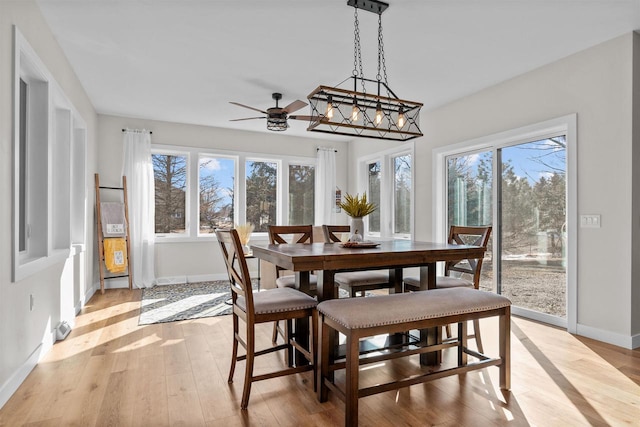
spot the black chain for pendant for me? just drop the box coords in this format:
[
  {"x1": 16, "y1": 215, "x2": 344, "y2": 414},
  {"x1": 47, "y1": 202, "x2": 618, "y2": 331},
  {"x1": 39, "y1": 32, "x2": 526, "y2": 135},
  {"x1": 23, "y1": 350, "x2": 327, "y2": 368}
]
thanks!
[
  {"x1": 378, "y1": 12, "x2": 389, "y2": 95},
  {"x1": 353, "y1": 7, "x2": 366, "y2": 93}
]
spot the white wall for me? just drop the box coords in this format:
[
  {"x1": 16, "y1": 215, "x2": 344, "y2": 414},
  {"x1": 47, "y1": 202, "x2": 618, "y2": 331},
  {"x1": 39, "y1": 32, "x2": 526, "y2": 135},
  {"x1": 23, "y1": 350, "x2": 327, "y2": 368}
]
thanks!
[
  {"x1": 0, "y1": 0, "x2": 99, "y2": 407},
  {"x1": 96, "y1": 114, "x2": 348, "y2": 285},
  {"x1": 352, "y1": 33, "x2": 638, "y2": 347}
]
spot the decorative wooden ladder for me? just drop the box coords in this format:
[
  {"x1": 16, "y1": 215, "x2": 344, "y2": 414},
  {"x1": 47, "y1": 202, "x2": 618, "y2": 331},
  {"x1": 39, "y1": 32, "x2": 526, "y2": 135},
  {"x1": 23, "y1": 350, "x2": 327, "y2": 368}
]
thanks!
[{"x1": 95, "y1": 173, "x2": 133, "y2": 294}]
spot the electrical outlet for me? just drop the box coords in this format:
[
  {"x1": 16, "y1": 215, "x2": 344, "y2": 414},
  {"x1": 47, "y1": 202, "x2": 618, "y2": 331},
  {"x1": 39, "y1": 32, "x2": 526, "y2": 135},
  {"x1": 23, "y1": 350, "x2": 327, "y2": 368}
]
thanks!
[
  {"x1": 580, "y1": 214, "x2": 601, "y2": 228},
  {"x1": 29, "y1": 294, "x2": 34, "y2": 311}
]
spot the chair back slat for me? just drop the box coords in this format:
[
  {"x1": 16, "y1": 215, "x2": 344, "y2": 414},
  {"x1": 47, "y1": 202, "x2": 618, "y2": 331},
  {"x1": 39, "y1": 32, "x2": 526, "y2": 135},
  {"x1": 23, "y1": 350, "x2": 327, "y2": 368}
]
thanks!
[
  {"x1": 445, "y1": 225, "x2": 492, "y2": 289},
  {"x1": 268, "y1": 225, "x2": 314, "y2": 244},
  {"x1": 268, "y1": 225, "x2": 314, "y2": 277},
  {"x1": 323, "y1": 225, "x2": 350, "y2": 243},
  {"x1": 216, "y1": 228, "x2": 253, "y2": 307}
]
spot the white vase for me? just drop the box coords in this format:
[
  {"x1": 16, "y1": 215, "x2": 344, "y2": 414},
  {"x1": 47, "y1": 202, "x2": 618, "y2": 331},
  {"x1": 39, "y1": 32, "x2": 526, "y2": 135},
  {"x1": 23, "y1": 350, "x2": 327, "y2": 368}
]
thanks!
[
  {"x1": 349, "y1": 217, "x2": 365, "y2": 241},
  {"x1": 242, "y1": 243, "x2": 252, "y2": 256}
]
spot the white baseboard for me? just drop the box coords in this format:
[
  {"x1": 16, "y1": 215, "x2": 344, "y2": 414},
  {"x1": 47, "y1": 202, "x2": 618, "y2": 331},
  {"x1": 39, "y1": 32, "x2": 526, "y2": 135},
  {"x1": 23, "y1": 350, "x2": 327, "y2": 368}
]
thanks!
[
  {"x1": 576, "y1": 323, "x2": 638, "y2": 349},
  {"x1": 0, "y1": 344, "x2": 43, "y2": 410}
]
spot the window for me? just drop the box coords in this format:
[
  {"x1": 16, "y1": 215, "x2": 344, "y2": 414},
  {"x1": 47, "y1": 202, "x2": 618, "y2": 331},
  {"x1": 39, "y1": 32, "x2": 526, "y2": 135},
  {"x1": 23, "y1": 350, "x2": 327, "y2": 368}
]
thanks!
[
  {"x1": 393, "y1": 154, "x2": 411, "y2": 234},
  {"x1": 152, "y1": 153, "x2": 187, "y2": 235},
  {"x1": 359, "y1": 143, "x2": 414, "y2": 239},
  {"x1": 367, "y1": 161, "x2": 381, "y2": 233},
  {"x1": 288, "y1": 164, "x2": 315, "y2": 225},
  {"x1": 13, "y1": 27, "x2": 86, "y2": 281},
  {"x1": 18, "y1": 78, "x2": 27, "y2": 253},
  {"x1": 199, "y1": 155, "x2": 234, "y2": 233},
  {"x1": 246, "y1": 160, "x2": 278, "y2": 232},
  {"x1": 151, "y1": 145, "x2": 315, "y2": 239}
]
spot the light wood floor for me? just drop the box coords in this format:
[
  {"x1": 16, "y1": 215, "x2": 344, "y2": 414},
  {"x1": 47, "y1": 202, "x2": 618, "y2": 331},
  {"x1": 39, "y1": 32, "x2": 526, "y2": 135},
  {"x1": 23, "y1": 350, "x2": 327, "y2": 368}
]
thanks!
[{"x1": 1, "y1": 288, "x2": 639, "y2": 426}]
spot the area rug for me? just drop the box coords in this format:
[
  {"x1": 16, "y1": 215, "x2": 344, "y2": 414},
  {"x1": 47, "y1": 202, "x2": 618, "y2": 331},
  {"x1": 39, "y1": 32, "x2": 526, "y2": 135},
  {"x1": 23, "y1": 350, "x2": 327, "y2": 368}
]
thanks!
[
  {"x1": 138, "y1": 280, "x2": 257, "y2": 325},
  {"x1": 138, "y1": 280, "x2": 364, "y2": 325}
]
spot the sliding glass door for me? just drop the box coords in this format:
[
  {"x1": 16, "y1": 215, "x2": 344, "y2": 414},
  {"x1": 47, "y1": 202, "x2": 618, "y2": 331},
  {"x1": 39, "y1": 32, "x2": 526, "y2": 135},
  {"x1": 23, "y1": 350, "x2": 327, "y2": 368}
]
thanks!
[
  {"x1": 446, "y1": 136, "x2": 567, "y2": 324},
  {"x1": 447, "y1": 150, "x2": 493, "y2": 292},
  {"x1": 498, "y1": 137, "x2": 566, "y2": 319}
]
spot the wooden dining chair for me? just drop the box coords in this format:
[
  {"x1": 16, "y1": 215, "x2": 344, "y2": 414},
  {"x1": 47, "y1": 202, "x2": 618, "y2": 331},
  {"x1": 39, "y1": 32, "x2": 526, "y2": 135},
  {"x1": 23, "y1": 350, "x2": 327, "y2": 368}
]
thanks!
[
  {"x1": 268, "y1": 225, "x2": 319, "y2": 290},
  {"x1": 268, "y1": 225, "x2": 319, "y2": 346},
  {"x1": 403, "y1": 225, "x2": 492, "y2": 352},
  {"x1": 216, "y1": 228, "x2": 318, "y2": 409},
  {"x1": 323, "y1": 225, "x2": 395, "y2": 297}
]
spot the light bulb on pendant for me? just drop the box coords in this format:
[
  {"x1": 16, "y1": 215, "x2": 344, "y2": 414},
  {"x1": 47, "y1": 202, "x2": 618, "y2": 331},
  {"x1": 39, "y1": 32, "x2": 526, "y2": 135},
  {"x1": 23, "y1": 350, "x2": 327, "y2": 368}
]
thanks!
[
  {"x1": 375, "y1": 102, "x2": 383, "y2": 125},
  {"x1": 351, "y1": 99, "x2": 359, "y2": 121},
  {"x1": 326, "y1": 95, "x2": 334, "y2": 119},
  {"x1": 397, "y1": 106, "x2": 405, "y2": 128}
]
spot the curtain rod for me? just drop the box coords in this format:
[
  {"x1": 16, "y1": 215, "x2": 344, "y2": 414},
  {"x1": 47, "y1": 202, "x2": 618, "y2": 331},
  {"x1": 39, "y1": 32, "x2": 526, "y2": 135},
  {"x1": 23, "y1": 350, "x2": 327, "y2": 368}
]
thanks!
[
  {"x1": 317, "y1": 148, "x2": 337, "y2": 152},
  {"x1": 122, "y1": 128, "x2": 152, "y2": 134}
]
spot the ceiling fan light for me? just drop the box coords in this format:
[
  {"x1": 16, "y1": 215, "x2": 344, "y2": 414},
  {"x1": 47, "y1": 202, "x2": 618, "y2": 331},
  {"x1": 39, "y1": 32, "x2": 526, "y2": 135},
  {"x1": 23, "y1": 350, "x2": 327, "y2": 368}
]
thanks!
[{"x1": 267, "y1": 116, "x2": 288, "y2": 131}]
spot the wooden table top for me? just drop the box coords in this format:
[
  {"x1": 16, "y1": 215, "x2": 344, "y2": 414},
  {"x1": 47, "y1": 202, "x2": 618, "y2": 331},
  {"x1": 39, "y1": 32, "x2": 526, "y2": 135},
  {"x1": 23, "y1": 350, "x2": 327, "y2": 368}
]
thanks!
[{"x1": 250, "y1": 240, "x2": 486, "y2": 273}]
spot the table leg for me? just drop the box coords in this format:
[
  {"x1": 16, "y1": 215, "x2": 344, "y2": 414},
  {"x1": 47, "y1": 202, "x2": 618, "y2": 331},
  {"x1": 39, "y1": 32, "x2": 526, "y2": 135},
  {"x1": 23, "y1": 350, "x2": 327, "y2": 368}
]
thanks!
[
  {"x1": 389, "y1": 268, "x2": 403, "y2": 294},
  {"x1": 317, "y1": 271, "x2": 339, "y2": 371},
  {"x1": 419, "y1": 262, "x2": 442, "y2": 365},
  {"x1": 294, "y1": 271, "x2": 312, "y2": 367}
]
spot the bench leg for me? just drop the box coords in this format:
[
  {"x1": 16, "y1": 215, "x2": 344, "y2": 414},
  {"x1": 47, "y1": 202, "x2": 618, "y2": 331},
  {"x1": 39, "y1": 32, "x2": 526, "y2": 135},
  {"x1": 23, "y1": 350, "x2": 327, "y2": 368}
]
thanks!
[
  {"x1": 499, "y1": 307, "x2": 511, "y2": 390},
  {"x1": 458, "y1": 321, "x2": 468, "y2": 366},
  {"x1": 345, "y1": 332, "x2": 360, "y2": 427}
]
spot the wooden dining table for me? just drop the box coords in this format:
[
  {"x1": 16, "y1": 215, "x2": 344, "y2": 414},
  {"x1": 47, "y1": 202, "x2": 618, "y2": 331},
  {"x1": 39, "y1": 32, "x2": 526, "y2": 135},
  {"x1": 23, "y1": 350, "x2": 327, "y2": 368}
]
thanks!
[{"x1": 251, "y1": 239, "x2": 487, "y2": 365}]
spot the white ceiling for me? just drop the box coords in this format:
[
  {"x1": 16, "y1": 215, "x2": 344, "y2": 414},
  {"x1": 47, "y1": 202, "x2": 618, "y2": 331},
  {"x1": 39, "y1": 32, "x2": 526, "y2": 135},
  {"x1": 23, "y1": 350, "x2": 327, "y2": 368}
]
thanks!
[{"x1": 37, "y1": 0, "x2": 640, "y2": 140}]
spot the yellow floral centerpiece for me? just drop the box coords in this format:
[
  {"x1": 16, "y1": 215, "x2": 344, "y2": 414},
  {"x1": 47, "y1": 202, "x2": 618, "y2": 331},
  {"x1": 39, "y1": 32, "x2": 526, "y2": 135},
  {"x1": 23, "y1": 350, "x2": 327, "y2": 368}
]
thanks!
[
  {"x1": 339, "y1": 192, "x2": 376, "y2": 242},
  {"x1": 235, "y1": 223, "x2": 255, "y2": 255},
  {"x1": 339, "y1": 192, "x2": 376, "y2": 217}
]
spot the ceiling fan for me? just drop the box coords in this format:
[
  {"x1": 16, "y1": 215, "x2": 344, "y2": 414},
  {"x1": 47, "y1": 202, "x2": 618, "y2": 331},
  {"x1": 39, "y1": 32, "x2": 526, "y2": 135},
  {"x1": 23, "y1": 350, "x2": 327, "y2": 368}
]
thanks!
[{"x1": 229, "y1": 92, "x2": 314, "y2": 131}]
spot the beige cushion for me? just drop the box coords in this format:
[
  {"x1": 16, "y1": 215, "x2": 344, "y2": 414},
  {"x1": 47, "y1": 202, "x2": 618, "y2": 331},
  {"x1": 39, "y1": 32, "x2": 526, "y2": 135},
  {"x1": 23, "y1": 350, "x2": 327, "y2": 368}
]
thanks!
[
  {"x1": 334, "y1": 271, "x2": 389, "y2": 286},
  {"x1": 317, "y1": 287, "x2": 510, "y2": 330},
  {"x1": 404, "y1": 275, "x2": 474, "y2": 289},
  {"x1": 237, "y1": 287, "x2": 317, "y2": 314},
  {"x1": 276, "y1": 274, "x2": 319, "y2": 289}
]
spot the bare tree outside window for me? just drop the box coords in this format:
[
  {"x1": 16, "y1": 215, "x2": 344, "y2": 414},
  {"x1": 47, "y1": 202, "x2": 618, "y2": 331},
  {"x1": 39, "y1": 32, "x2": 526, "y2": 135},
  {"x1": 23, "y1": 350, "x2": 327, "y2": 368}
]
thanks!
[
  {"x1": 199, "y1": 156, "x2": 235, "y2": 233},
  {"x1": 153, "y1": 154, "x2": 187, "y2": 234}
]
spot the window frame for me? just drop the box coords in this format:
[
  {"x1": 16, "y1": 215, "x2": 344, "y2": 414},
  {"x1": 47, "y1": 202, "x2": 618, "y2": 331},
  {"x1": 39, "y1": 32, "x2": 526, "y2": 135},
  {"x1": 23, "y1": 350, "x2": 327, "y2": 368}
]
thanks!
[
  {"x1": 357, "y1": 142, "x2": 415, "y2": 240},
  {"x1": 151, "y1": 144, "x2": 316, "y2": 242}
]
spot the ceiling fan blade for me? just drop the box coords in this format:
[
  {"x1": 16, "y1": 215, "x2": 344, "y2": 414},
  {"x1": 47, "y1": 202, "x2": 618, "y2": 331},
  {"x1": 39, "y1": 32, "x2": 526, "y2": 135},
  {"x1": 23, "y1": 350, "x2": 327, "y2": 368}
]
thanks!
[
  {"x1": 229, "y1": 117, "x2": 266, "y2": 122},
  {"x1": 282, "y1": 100, "x2": 307, "y2": 114},
  {"x1": 229, "y1": 102, "x2": 268, "y2": 115},
  {"x1": 289, "y1": 115, "x2": 321, "y2": 121}
]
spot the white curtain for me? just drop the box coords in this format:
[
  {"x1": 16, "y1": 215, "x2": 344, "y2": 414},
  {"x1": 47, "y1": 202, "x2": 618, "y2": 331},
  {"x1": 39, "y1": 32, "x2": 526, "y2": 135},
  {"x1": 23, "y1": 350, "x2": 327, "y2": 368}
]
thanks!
[
  {"x1": 315, "y1": 147, "x2": 337, "y2": 225},
  {"x1": 122, "y1": 130, "x2": 156, "y2": 288}
]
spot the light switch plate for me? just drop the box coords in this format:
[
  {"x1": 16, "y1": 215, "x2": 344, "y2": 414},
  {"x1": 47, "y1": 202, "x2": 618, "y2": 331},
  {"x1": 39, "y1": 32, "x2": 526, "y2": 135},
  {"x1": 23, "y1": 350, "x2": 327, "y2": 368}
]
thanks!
[{"x1": 580, "y1": 214, "x2": 601, "y2": 228}]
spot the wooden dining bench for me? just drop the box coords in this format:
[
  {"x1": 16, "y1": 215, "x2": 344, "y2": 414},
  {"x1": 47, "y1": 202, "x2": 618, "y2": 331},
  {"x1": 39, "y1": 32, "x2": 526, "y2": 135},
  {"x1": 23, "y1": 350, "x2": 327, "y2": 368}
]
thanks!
[{"x1": 316, "y1": 287, "x2": 511, "y2": 426}]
